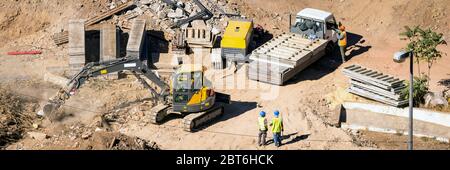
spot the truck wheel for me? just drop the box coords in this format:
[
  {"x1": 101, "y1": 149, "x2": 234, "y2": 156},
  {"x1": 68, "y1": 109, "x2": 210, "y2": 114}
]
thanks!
[{"x1": 325, "y1": 42, "x2": 335, "y2": 56}]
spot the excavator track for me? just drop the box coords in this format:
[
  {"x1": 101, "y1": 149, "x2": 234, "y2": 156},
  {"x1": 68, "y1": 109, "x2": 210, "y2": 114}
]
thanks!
[
  {"x1": 182, "y1": 102, "x2": 225, "y2": 132},
  {"x1": 149, "y1": 104, "x2": 170, "y2": 124}
]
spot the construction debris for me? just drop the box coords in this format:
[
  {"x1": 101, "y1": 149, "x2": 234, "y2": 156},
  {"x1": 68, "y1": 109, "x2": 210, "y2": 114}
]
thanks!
[
  {"x1": 105, "y1": 132, "x2": 160, "y2": 150},
  {"x1": 27, "y1": 132, "x2": 48, "y2": 140},
  {"x1": 0, "y1": 88, "x2": 38, "y2": 148},
  {"x1": 343, "y1": 65, "x2": 408, "y2": 107},
  {"x1": 51, "y1": 1, "x2": 137, "y2": 45},
  {"x1": 85, "y1": 1, "x2": 137, "y2": 26},
  {"x1": 248, "y1": 33, "x2": 328, "y2": 85},
  {"x1": 424, "y1": 91, "x2": 448, "y2": 108}
]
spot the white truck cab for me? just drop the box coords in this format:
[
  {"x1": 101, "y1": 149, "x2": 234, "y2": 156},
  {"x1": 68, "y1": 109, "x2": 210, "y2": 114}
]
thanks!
[{"x1": 291, "y1": 8, "x2": 339, "y2": 44}]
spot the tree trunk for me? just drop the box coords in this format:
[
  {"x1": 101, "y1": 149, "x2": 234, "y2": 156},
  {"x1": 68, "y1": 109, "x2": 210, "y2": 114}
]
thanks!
[{"x1": 416, "y1": 58, "x2": 421, "y2": 75}]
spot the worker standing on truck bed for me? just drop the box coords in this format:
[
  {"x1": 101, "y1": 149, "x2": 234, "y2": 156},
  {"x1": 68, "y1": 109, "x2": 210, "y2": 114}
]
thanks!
[
  {"x1": 258, "y1": 111, "x2": 268, "y2": 146},
  {"x1": 337, "y1": 22, "x2": 347, "y2": 62},
  {"x1": 270, "y1": 110, "x2": 284, "y2": 147}
]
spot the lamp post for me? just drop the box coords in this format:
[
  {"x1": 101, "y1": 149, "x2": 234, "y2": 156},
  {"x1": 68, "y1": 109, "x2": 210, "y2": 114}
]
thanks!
[{"x1": 393, "y1": 50, "x2": 414, "y2": 150}]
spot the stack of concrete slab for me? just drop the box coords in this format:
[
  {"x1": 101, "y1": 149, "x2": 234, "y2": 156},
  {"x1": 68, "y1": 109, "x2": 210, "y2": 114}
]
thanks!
[
  {"x1": 248, "y1": 32, "x2": 328, "y2": 85},
  {"x1": 343, "y1": 65, "x2": 408, "y2": 107},
  {"x1": 126, "y1": 19, "x2": 146, "y2": 58},
  {"x1": 68, "y1": 20, "x2": 86, "y2": 74}
]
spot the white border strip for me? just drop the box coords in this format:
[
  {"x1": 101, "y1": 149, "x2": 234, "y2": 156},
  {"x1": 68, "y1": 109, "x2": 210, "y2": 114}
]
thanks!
[{"x1": 343, "y1": 102, "x2": 450, "y2": 127}]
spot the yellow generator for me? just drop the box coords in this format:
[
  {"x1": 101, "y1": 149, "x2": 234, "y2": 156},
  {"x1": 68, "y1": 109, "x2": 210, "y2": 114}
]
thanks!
[{"x1": 221, "y1": 19, "x2": 253, "y2": 62}]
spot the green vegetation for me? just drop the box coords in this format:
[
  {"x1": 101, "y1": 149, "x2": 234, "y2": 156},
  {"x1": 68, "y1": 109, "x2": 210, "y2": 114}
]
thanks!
[
  {"x1": 401, "y1": 74, "x2": 429, "y2": 107},
  {"x1": 400, "y1": 26, "x2": 447, "y2": 82}
]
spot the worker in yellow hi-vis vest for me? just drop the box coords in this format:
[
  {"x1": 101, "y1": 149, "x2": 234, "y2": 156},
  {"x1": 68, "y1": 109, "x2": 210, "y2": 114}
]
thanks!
[
  {"x1": 337, "y1": 22, "x2": 347, "y2": 63},
  {"x1": 270, "y1": 110, "x2": 284, "y2": 147},
  {"x1": 257, "y1": 111, "x2": 268, "y2": 146}
]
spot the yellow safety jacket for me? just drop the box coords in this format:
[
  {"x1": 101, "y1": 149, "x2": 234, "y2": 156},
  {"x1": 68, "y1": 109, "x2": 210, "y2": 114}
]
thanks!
[
  {"x1": 338, "y1": 31, "x2": 347, "y2": 47},
  {"x1": 271, "y1": 117, "x2": 283, "y2": 133},
  {"x1": 258, "y1": 117, "x2": 267, "y2": 131}
]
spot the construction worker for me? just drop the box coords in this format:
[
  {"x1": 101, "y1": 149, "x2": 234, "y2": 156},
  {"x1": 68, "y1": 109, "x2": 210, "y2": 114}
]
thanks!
[
  {"x1": 257, "y1": 111, "x2": 268, "y2": 146},
  {"x1": 337, "y1": 22, "x2": 347, "y2": 63},
  {"x1": 270, "y1": 110, "x2": 284, "y2": 147}
]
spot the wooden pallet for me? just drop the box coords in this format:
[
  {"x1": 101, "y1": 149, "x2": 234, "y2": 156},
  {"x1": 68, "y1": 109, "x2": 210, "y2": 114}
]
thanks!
[{"x1": 52, "y1": 1, "x2": 136, "y2": 45}]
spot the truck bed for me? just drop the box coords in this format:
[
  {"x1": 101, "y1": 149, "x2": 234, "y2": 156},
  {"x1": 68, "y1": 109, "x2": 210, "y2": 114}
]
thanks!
[{"x1": 248, "y1": 32, "x2": 328, "y2": 85}]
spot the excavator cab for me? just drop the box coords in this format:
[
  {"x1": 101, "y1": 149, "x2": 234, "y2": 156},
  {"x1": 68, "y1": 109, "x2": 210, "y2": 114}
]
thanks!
[{"x1": 171, "y1": 64, "x2": 215, "y2": 113}]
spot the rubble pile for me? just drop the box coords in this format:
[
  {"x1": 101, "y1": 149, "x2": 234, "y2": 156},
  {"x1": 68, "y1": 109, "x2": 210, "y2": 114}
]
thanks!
[
  {"x1": 84, "y1": 0, "x2": 238, "y2": 38},
  {"x1": 101, "y1": 100, "x2": 154, "y2": 128},
  {"x1": 16, "y1": 123, "x2": 160, "y2": 150},
  {"x1": 0, "y1": 88, "x2": 39, "y2": 148}
]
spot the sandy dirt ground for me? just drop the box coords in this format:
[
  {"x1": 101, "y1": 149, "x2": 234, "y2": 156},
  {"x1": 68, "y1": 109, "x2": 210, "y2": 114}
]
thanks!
[{"x1": 0, "y1": 0, "x2": 449, "y2": 150}]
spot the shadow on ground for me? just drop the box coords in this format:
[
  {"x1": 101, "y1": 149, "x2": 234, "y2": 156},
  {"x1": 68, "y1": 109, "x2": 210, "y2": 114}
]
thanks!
[
  {"x1": 192, "y1": 101, "x2": 257, "y2": 132},
  {"x1": 346, "y1": 32, "x2": 372, "y2": 60},
  {"x1": 438, "y1": 77, "x2": 450, "y2": 89},
  {"x1": 265, "y1": 132, "x2": 310, "y2": 146}
]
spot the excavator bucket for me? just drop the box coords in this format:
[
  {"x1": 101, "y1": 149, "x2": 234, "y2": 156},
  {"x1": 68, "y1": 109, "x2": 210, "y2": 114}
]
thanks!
[{"x1": 43, "y1": 103, "x2": 55, "y2": 115}]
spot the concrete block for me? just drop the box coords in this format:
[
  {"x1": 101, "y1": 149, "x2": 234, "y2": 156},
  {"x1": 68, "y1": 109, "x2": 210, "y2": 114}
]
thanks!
[
  {"x1": 100, "y1": 24, "x2": 120, "y2": 62},
  {"x1": 127, "y1": 19, "x2": 146, "y2": 58},
  {"x1": 68, "y1": 20, "x2": 86, "y2": 73},
  {"x1": 43, "y1": 72, "x2": 69, "y2": 88},
  {"x1": 68, "y1": 20, "x2": 86, "y2": 56}
]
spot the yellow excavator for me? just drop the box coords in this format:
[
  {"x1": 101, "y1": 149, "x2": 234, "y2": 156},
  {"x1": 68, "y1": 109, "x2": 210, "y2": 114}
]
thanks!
[{"x1": 41, "y1": 56, "x2": 230, "y2": 131}]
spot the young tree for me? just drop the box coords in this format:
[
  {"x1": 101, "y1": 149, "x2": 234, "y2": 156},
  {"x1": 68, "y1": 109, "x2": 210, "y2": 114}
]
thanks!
[
  {"x1": 400, "y1": 26, "x2": 447, "y2": 83},
  {"x1": 419, "y1": 29, "x2": 447, "y2": 80},
  {"x1": 400, "y1": 26, "x2": 423, "y2": 75}
]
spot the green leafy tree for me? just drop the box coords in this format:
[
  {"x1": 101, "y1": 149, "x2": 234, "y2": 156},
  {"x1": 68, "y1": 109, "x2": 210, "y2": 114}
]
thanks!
[
  {"x1": 401, "y1": 74, "x2": 429, "y2": 107},
  {"x1": 400, "y1": 26, "x2": 447, "y2": 82},
  {"x1": 400, "y1": 26, "x2": 423, "y2": 75}
]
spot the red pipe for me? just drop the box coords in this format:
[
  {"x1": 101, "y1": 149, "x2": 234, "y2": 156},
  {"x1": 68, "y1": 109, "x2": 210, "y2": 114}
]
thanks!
[{"x1": 7, "y1": 50, "x2": 42, "y2": 55}]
